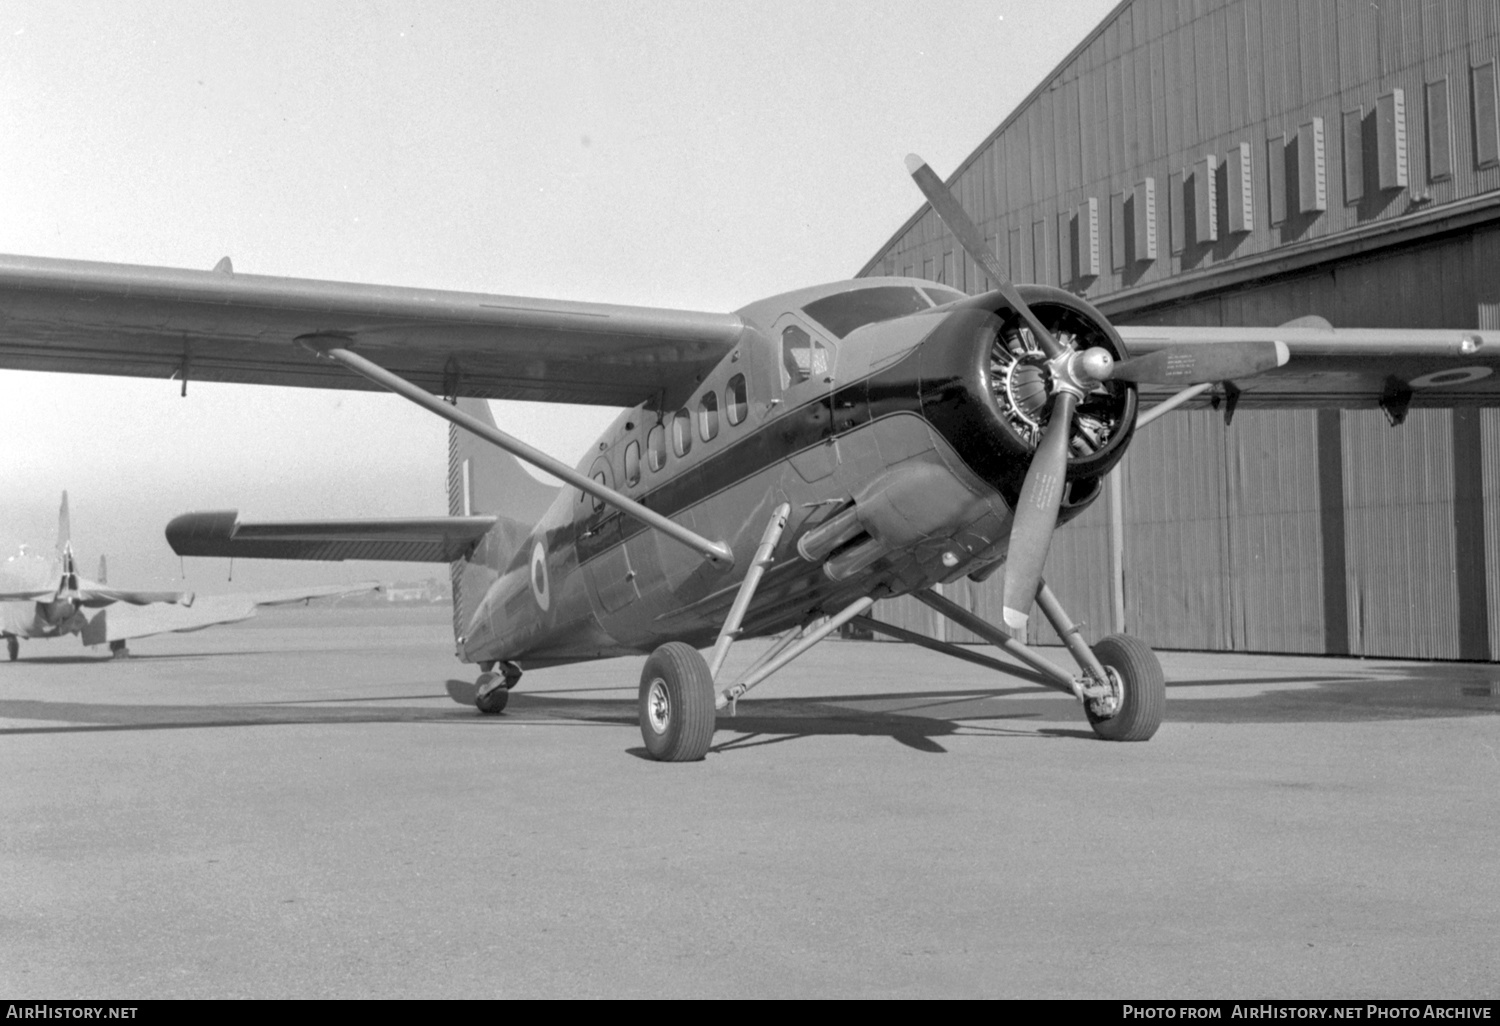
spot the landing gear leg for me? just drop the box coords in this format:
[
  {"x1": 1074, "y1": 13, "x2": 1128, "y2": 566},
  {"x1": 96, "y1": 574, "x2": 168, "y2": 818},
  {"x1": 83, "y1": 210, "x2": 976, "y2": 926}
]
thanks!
[
  {"x1": 5, "y1": 635, "x2": 17, "y2": 662},
  {"x1": 636, "y1": 503, "x2": 790, "y2": 762},
  {"x1": 109, "y1": 639, "x2": 130, "y2": 659},
  {"x1": 912, "y1": 581, "x2": 1164, "y2": 741},
  {"x1": 1034, "y1": 583, "x2": 1164, "y2": 741},
  {"x1": 475, "y1": 660, "x2": 521, "y2": 715}
]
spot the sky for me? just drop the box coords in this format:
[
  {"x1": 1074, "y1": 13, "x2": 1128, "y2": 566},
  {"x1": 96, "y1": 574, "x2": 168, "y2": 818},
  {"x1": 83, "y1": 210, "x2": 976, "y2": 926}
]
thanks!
[{"x1": 0, "y1": 0, "x2": 1121, "y2": 590}]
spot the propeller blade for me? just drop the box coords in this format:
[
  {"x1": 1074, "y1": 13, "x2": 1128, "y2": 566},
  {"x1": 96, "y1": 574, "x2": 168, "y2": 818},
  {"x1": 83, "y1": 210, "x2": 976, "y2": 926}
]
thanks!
[
  {"x1": 1001, "y1": 391, "x2": 1079, "y2": 635},
  {"x1": 1106, "y1": 340, "x2": 1289, "y2": 386},
  {"x1": 905, "y1": 154, "x2": 1065, "y2": 360}
]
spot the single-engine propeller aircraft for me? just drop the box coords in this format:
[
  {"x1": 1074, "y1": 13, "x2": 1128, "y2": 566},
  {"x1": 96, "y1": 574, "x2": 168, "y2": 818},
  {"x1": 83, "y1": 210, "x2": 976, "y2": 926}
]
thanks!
[
  {"x1": 1, "y1": 491, "x2": 377, "y2": 660},
  {"x1": 1, "y1": 158, "x2": 1497, "y2": 756}
]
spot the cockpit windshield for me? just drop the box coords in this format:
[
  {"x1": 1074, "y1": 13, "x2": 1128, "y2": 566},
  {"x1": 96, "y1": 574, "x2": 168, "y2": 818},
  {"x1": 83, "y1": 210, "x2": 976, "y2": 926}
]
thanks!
[{"x1": 802, "y1": 285, "x2": 951, "y2": 340}]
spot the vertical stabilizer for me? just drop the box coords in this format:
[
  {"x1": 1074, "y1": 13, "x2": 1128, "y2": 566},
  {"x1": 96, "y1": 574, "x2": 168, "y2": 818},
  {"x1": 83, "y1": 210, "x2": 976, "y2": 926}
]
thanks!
[
  {"x1": 447, "y1": 399, "x2": 562, "y2": 646},
  {"x1": 56, "y1": 491, "x2": 71, "y2": 560}
]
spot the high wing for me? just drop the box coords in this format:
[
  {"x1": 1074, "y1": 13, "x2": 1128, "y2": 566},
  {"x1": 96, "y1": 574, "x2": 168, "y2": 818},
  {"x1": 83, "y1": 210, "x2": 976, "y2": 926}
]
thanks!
[
  {"x1": 166, "y1": 513, "x2": 499, "y2": 563},
  {"x1": 80, "y1": 583, "x2": 380, "y2": 645},
  {"x1": 0, "y1": 253, "x2": 747, "y2": 407},
  {"x1": 1116, "y1": 322, "x2": 1500, "y2": 409}
]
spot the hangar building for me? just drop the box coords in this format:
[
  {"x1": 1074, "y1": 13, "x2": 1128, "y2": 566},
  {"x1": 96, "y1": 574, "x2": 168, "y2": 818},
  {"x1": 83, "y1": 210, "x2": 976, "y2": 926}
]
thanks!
[{"x1": 862, "y1": 0, "x2": 1500, "y2": 661}]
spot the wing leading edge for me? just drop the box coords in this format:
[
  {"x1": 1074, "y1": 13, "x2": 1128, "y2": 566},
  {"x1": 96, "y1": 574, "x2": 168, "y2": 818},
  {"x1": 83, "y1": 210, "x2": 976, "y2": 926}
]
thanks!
[{"x1": 0, "y1": 253, "x2": 746, "y2": 407}]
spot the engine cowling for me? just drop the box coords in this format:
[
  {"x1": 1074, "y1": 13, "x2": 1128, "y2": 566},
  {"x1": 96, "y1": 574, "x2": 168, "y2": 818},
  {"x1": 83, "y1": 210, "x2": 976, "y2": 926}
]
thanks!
[{"x1": 915, "y1": 285, "x2": 1137, "y2": 522}]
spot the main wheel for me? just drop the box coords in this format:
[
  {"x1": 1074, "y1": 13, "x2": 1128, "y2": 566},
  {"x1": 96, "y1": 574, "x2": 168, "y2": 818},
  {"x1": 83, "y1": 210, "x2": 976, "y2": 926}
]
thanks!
[
  {"x1": 5, "y1": 635, "x2": 17, "y2": 662},
  {"x1": 1085, "y1": 633, "x2": 1165, "y2": 742},
  {"x1": 475, "y1": 671, "x2": 510, "y2": 715},
  {"x1": 639, "y1": 642, "x2": 716, "y2": 762}
]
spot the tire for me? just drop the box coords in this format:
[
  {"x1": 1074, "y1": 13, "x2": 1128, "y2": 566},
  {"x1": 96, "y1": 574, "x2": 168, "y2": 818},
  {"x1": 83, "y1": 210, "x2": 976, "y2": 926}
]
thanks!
[
  {"x1": 5, "y1": 636, "x2": 17, "y2": 662},
  {"x1": 475, "y1": 672, "x2": 510, "y2": 715},
  {"x1": 638, "y1": 643, "x2": 717, "y2": 762},
  {"x1": 1086, "y1": 633, "x2": 1165, "y2": 742}
]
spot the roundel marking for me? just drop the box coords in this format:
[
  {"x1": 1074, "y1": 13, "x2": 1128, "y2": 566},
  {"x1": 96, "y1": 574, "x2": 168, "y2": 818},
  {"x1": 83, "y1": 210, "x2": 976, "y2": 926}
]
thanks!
[
  {"x1": 1409, "y1": 366, "x2": 1493, "y2": 388},
  {"x1": 530, "y1": 540, "x2": 551, "y2": 612}
]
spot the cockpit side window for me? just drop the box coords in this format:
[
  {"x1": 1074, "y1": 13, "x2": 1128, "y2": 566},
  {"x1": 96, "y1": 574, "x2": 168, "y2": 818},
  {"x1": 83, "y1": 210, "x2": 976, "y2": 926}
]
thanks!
[
  {"x1": 725, "y1": 374, "x2": 748, "y2": 426},
  {"x1": 781, "y1": 324, "x2": 829, "y2": 387}
]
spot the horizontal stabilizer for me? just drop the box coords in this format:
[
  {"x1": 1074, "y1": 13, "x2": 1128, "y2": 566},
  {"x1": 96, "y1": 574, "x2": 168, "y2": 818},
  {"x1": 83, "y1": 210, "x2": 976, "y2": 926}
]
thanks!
[
  {"x1": 0, "y1": 586, "x2": 57, "y2": 602},
  {"x1": 167, "y1": 512, "x2": 498, "y2": 563}
]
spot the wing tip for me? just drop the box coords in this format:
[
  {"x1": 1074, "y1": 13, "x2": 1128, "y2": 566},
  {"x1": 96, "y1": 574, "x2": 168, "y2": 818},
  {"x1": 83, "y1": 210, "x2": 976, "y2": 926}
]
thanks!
[{"x1": 904, "y1": 153, "x2": 926, "y2": 174}]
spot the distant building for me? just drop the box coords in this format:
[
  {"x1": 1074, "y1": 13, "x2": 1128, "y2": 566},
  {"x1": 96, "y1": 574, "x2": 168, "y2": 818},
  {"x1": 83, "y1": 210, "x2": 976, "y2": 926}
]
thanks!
[{"x1": 864, "y1": 0, "x2": 1500, "y2": 660}]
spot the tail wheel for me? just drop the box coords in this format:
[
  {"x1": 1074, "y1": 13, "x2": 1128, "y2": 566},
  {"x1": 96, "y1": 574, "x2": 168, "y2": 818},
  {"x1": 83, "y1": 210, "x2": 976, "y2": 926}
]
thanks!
[
  {"x1": 475, "y1": 671, "x2": 510, "y2": 715},
  {"x1": 639, "y1": 642, "x2": 716, "y2": 762},
  {"x1": 1086, "y1": 633, "x2": 1165, "y2": 742}
]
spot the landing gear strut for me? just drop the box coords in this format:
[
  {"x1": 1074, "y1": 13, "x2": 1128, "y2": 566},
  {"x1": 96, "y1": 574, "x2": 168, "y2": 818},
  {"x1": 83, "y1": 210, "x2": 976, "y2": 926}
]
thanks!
[
  {"x1": 637, "y1": 502, "x2": 791, "y2": 762},
  {"x1": 475, "y1": 661, "x2": 521, "y2": 715},
  {"x1": 5, "y1": 635, "x2": 17, "y2": 662},
  {"x1": 896, "y1": 580, "x2": 1165, "y2": 741}
]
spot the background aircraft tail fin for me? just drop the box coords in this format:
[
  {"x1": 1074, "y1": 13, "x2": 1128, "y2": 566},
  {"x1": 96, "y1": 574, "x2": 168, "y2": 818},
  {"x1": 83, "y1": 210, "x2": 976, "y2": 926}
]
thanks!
[
  {"x1": 447, "y1": 398, "x2": 561, "y2": 646},
  {"x1": 55, "y1": 491, "x2": 71, "y2": 560}
]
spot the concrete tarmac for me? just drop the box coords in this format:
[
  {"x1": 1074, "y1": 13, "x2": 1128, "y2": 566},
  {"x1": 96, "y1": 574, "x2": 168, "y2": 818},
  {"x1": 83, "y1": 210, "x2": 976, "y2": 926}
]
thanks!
[{"x1": 2, "y1": 606, "x2": 1497, "y2": 999}]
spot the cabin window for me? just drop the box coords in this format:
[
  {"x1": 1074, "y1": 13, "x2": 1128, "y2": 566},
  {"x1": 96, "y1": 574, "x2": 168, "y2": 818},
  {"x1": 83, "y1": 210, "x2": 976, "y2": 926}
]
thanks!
[
  {"x1": 781, "y1": 325, "x2": 829, "y2": 386},
  {"x1": 726, "y1": 374, "x2": 748, "y2": 425},
  {"x1": 591, "y1": 471, "x2": 606, "y2": 512},
  {"x1": 623, "y1": 440, "x2": 641, "y2": 487},
  {"x1": 698, "y1": 392, "x2": 720, "y2": 441},
  {"x1": 647, "y1": 424, "x2": 666, "y2": 472},
  {"x1": 672, "y1": 409, "x2": 692, "y2": 457}
]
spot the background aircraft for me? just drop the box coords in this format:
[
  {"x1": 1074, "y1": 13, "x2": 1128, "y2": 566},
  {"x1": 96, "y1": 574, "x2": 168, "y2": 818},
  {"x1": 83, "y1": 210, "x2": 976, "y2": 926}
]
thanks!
[
  {"x1": 1, "y1": 157, "x2": 1496, "y2": 756},
  {"x1": 1, "y1": 492, "x2": 377, "y2": 661}
]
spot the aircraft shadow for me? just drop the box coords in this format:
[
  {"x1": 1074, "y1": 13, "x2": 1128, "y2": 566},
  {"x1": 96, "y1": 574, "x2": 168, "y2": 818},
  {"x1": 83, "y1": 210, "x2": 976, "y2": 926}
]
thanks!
[{"x1": 0, "y1": 666, "x2": 1492, "y2": 745}]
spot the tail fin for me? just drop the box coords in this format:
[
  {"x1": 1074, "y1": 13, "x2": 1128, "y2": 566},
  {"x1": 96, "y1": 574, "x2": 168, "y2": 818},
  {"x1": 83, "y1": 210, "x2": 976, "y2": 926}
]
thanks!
[
  {"x1": 447, "y1": 399, "x2": 562, "y2": 643},
  {"x1": 56, "y1": 491, "x2": 71, "y2": 561}
]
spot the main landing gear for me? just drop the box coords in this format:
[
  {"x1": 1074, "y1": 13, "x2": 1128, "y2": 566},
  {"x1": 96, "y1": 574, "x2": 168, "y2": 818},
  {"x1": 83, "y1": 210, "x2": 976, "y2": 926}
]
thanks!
[
  {"x1": 898, "y1": 584, "x2": 1165, "y2": 742},
  {"x1": 474, "y1": 660, "x2": 522, "y2": 715},
  {"x1": 5, "y1": 635, "x2": 18, "y2": 662},
  {"x1": 109, "y1": 639, "x2": 130, "y2": 659},
  {"x1": 634, "y1": 506, "x2": 1165, "y2": 762}
]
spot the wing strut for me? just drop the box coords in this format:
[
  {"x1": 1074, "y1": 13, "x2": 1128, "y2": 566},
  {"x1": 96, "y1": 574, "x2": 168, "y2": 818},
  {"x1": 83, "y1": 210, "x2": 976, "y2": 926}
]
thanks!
[{"x1": 301, "y1": 339, "x2": 734, "y2": 566}]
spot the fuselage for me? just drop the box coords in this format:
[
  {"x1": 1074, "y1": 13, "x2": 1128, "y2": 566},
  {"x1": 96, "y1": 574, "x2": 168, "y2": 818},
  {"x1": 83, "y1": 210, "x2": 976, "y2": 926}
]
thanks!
[
  {"x1": 0, "y1": 550, "x2": 88, "y2": 640},
  {"x1": 457, "y1": 277, "x2": 1136, "y2": 668}
]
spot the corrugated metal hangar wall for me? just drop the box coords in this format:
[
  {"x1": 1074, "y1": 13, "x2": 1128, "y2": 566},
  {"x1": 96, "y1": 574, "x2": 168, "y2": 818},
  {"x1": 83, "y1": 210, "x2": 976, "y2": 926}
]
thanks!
[{"x1": 861, "y1": 0, "x2": 1500, "y2": 660}]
